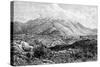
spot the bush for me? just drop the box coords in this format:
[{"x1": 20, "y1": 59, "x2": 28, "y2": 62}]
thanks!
[{"x1": 33, "y1": 44, "x2": 51, "y2": 59}]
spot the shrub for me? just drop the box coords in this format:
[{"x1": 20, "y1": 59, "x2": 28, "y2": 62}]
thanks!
[{"x1": 33, "y1": 44, "x2": 51, "y2": 59}]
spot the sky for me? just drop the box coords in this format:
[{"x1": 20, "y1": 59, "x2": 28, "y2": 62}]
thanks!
[{"x1": 13, "y1": 1, "x2": 98, "y2": 29}]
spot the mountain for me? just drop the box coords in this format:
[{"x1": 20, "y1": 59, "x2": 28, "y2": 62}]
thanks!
[
  {"x1": 52, "y1": 19, "x2": 97, "y2": 36},
  {"x1": 13, "y1": 21, "x2": 24, "y2": 34},
  {"x1": 13, "y1": 17, "x2": 97, "y2": 36},
  {"x1": 13, "y1": 21, "x2": 27, "y2": 34}
]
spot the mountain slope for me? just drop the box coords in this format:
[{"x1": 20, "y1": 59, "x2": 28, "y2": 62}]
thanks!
[{"x1": 13, "y1": 18, "x2": 97, "y2": 36}]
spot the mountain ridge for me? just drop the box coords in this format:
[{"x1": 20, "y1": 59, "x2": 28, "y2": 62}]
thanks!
[{"x1": 12, "y1": 17, "x2": 97, "y2": 36}]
